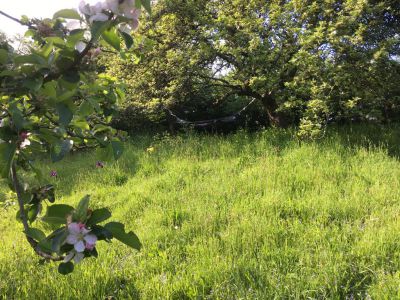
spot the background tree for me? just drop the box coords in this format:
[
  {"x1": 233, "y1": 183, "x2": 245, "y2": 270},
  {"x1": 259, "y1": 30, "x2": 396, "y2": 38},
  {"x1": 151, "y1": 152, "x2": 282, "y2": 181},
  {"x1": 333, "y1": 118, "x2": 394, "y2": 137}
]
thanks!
[{"x1": 107, "y1": 0, "x2": 400, "y2": 132}]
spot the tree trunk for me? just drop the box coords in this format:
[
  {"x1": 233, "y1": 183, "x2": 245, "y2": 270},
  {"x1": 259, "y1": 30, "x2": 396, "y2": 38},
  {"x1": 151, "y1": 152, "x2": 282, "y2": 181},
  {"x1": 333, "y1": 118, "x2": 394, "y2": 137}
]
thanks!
[
  {"x1": 238, "y1": 87, "x2": 290, "y2": 128},
  {"x1": 261, "y1": 94, "x2": 289, "y2": 128}
]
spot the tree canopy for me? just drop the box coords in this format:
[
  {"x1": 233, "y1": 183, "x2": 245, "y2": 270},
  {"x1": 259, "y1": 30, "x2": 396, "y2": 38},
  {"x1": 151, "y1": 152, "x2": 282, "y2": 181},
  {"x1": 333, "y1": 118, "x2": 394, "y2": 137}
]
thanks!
[{"x1": 108, "y1": 0, "x2": 400, "y2": 134}]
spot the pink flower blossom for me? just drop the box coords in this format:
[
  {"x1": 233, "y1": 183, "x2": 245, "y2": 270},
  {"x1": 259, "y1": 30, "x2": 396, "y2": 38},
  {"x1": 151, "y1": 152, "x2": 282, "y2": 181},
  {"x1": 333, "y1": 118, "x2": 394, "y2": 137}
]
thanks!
[
  {"x1": 96, "y1": 161, "x2": 104, "y2": 168},
  {"x1": 19, "y1": 132, "x2": 31, "y2": 149},
  {"x1": 64, "y1": 222, "x2": 97, "y2": 263},
  {"x1": 50, "y1": 170, "x2": 58, "y2": 178}
]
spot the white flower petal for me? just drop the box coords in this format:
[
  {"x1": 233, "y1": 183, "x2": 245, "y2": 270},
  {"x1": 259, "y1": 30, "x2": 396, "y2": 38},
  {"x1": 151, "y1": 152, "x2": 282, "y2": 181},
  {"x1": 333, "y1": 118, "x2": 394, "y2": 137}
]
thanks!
[
  {"x1": 122, "y1": 8, "x2": 141, "y2": 20},
  {"x1": 75, "y1": 41, "x2": 87, "y2": 53},
  {"x1": 84, "y1": 234, "x2": 98, "y2": 245},
  {"x1": 20, "y1": 139, "x2": 31, "y2": 149},
  {"x1": 64, "y1": 251, "x2": 75, "y2": 263},
  {"x1": 66, "y1": 20, "x2": 81, "y2": 31},
  {"x1": 74, "y1": 240, "x2": 85, "y2": 253},
  {"x1": 89, "y1": 13, "x2": 109, "y2": 23},
  {"x1": 104, "y1": 0, "x2": 119, "y2": 13},
  {"x1": 68, "y1": 223, "x2": 81, "y2": 235},
  {"x1": 81, "y1": 228, "x2": 90, "y2": 235},
  {"x1": 74, "y1": 252, "x2": 85, "y2": 264},
  {"x1": 66, "y1": 233, "x2": 79, "y2": 245},
  {"x1": 92, "y1": 2, "x2": 104, "y2": 14},
  {"x1": 79, "y1": 1, "x2": 91, "y2": 15}
]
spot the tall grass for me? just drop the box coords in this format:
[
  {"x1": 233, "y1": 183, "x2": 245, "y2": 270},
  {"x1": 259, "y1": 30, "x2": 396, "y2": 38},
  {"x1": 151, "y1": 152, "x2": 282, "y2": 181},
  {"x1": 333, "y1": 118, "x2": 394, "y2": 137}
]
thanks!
[{"x1": 1, "y1": 125, "x2": 400, "y2": 299}]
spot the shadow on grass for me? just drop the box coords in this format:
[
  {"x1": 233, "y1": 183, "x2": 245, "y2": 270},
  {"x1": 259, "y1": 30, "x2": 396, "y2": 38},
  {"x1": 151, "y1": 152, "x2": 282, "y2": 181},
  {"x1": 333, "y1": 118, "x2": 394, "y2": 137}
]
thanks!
[
  {"x1": 326, "y1": 124, "x2": 400, "y2": 159},
  {"x1": 42, "y1": 123, "x2": 400, "y2": 199}
]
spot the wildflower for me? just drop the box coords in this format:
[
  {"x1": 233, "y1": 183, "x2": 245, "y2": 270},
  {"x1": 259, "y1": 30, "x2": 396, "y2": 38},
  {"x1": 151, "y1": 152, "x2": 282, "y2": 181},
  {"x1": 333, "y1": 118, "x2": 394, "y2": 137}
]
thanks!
[
  {"x1": 96, "y1": 161, "x2": 104, "y2": 168},
  {"x1": 50, "y1": 170, "x2": 58, "y2": 178},
  {"x1": 146, "y1": 146, "x2": 155, "y2": 153},
  {"x1": 64, "y1": 222, "x2": 97, "y2": 263}
]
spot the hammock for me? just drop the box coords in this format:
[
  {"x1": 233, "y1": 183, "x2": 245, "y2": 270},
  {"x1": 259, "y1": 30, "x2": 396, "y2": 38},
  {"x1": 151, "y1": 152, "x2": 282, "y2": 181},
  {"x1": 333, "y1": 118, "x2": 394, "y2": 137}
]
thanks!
[{"x1": 164, "y1": 98, "x2": 257, "y2": 128}]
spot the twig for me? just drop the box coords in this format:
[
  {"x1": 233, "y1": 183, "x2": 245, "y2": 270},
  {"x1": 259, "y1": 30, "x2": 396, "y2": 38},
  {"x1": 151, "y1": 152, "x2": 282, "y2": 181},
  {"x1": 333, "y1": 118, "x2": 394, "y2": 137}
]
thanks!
[{"x1": 0, "y1": 10, "x2": 37, "y2": 30}]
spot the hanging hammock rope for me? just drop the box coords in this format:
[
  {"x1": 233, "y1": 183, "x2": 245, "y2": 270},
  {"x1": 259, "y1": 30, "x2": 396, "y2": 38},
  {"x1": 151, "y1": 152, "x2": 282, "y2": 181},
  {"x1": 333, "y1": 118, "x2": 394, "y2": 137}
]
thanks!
[{"x1": 164, "y1": 98, "x2": 258, "y2": 127}]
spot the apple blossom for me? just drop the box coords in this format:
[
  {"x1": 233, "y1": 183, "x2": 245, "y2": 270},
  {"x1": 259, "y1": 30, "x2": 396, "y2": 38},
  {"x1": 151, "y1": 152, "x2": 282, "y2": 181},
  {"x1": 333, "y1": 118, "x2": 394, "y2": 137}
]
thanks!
[
  {"x1": 78, "y1": 0, "x2": 141, "y2": 29},
  {"x1": 0, "y1": 0, "x2": 145, "y2": 275},
  {"x1": 19, "y1": 132, "x2": 31, "y2": 149},
  {"x1": 65, "y1": 20, "x2": 82, "y2": 31},
  {"x1": 65, "y1": 222, "x2": 98, "y2": 254},
  {"x1": 75, "y1": 41, "x2": 87, "y2": 53}
]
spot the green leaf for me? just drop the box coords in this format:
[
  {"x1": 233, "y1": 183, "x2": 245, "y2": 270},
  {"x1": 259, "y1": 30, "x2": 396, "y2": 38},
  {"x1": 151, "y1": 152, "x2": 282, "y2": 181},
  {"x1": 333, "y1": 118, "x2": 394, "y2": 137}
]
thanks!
[
  {"x1": 56, "y1": 57, "x2": 74, "y2": 71},
  {"x1": 0, "y1": 142, "x2": 17, "y2": 179},
  {"x1": 9, "y1": 103, "x2": 27, "y2": 130},
  {"x1": 111, "y1": 140, "x2": 124, "y2": 160},
  {"x1": 91, "y1": 225, "x2": 113, "y2": 241},
  {"x1": 120, "y1": 31, "x2": 134, "y2": 49},
  {"x1": 46, "y1": 37, "x2": 65, "y2": 47},
  {"x1": 102, "y1": 29, "x2": 121, "y2": 51},
  {"x1": 58, "y1": 262, "x2": 74, "y2": 275},
  {"x1": 62, "y1": 70, "x2": 80, "y2": 84},
  {"x1": 14, "y1": 54, "x2": 46, "y2": 65},
  {"x1": 78, "y1": 100, "x2": 94, "y2": 116},
  {"x1": 57, "y1": 90, "x2": 77, "y2": 102},
  {"x1": 91, "y1": 21, "x2": 112, "y2": 40},
  {"x1": 56, "y1": 103, "x2": 73, "y2": 126},
  {"x1": 141, "y1": 0, "x2": 152, "y2": 14},
  {"x1": 51, "y1": 139, "x2": 74, "y2": 162},
  {"x1": 86, "y1": 208, "x2": 112, "y2": 227},
  {"x1": 23, "y1": 77, "x2": 43, "y2": 92},
  {"x1": 104, "y1": 222, "x2": 141, "y2": 250},
  {"x1": 66, "y1": 29, "x2": 85, "y2": 47},
  {"x1": 28, "y1": 161, "x2": 44, "y2": 183},
  {"x1": 42, "y1": 204, "x2": 74, "y2": 225},
  {"x1": 38, "y1": 42, "x2": 54, "y2": 58},
  {"x1": 37, "y1": 238, "x2": 52, "y2": 253},
  {"x1": 0, "y1": 70, "x2": 18, "y2": 77},
  {"x1": 25, "y1": 227, "x2": 46, "y2": 242},
  {"x1": 39, "y1": 185, "x2": 56, "y2": 203},
  {"x1": 53, "y1": 9, "x2": 81, "y2": 20},
  {"x1": 42, "y1": 81, "x2": 57, "y2": 99},
  {"x1": 51, "y1": 228, "x2": 68, "y2": 253},
  {"x1": 0, "y1": 126, "x2": 16, "y2": 142},
  {"x1": 27, "y1": 203, "x2": 41, "y2": 223},
  {"x1": 0, "y1": 49, "x2": 8, "y2": 64},
  {"x1": 73, "y1": 195, "x2": 90, "y2": 222}
]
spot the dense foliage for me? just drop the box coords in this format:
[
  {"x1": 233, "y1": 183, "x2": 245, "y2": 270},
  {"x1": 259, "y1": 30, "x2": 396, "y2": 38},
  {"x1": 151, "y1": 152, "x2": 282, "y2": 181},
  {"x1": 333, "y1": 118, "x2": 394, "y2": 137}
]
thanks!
[
  {"x1": 0, "y1": 0, "x2": 150, "y2": 274},
  {"x1": 107, "y1": 0, "x2": 400, "y2": 135}
]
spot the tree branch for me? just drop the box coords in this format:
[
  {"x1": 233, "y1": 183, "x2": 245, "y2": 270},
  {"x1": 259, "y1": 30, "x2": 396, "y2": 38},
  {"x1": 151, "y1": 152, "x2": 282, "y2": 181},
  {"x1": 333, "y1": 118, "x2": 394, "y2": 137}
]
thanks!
[{"x1": 0, "y1": 10, "x2": 37, "y2": 30}]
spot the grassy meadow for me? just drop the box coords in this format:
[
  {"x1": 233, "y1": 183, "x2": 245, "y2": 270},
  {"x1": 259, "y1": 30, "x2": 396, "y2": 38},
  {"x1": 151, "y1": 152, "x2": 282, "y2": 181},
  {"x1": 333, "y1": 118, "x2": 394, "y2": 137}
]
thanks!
[{"x1": 1, "y1": 125, "x2": 400, "y2": 299}]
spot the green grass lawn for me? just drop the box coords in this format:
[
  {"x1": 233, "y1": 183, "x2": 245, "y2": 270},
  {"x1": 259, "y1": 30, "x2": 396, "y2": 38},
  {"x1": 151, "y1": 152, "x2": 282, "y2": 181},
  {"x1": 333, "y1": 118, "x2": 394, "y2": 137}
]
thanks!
[{"x1": 1, "y1": 126, "x2": 400, "y2": 299}]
